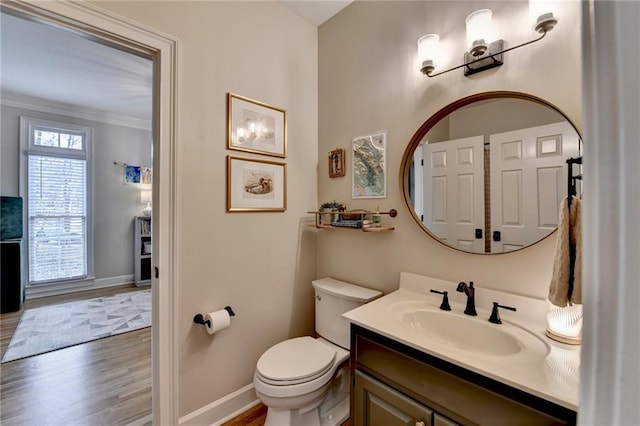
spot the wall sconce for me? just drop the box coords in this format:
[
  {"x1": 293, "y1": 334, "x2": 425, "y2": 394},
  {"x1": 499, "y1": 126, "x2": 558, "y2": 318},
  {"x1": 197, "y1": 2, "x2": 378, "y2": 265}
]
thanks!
[
  {"x1": 418, "y1": 2, "x2": 558, "y2": 78},
  {"x1": 140, "y1": 190, "x2": 152, "y2": 217},
  {"x1": 465, "y1": 9, "x2": 496, "y2": 57},
  {"x1": 529, "y1": 0, "x2": 559, "y2": 33},
  {"x1": 417, "y1": 34, "x2": 440, "y2": 75}
]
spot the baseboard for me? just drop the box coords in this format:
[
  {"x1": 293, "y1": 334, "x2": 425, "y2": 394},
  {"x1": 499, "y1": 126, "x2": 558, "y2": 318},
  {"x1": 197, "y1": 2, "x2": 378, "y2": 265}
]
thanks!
[
  {"x1": 25, "y1": 275, "x2": 134, "y2": 299},
  {"x1": 179, "y1": 383, "x2": 259, "y2": 426}
]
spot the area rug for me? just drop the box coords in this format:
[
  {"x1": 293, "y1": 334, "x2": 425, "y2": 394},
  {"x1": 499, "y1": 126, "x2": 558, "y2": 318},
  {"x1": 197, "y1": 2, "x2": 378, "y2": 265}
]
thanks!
[{"x1": 2, "y1": 289, "x2": 151, "y2": 363}]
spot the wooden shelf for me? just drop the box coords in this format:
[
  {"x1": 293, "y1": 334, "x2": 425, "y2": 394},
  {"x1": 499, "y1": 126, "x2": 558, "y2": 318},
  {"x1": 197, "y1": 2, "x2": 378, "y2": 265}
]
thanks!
[
  {"x1": 362, "y1": 226, "x2": 395, "y2": 232},
  {"x1": 308, "y1": 209, "x2": 397, "y2": 232}
]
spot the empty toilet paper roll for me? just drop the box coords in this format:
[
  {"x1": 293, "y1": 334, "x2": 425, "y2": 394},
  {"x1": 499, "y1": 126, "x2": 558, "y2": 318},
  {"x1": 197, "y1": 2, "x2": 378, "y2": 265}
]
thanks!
[{"x1": 204, "y1": 309, "x2": 231, "y2": 335}]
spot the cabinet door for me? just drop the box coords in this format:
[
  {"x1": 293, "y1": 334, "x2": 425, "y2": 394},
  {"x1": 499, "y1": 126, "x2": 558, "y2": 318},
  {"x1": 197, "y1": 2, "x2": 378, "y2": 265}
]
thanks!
[
  {"x1": 433, "y1": 413, "x2": 459, "y2": 426},
  {"x1": 354, "y1": 370, "x2": 433, "y2": 426}
]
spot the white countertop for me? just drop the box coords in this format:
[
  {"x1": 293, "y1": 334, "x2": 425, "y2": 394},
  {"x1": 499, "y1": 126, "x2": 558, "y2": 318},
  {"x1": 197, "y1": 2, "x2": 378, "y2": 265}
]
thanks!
[{"x1": 343, "y1": 272, "x2": 580, "y2": 411}]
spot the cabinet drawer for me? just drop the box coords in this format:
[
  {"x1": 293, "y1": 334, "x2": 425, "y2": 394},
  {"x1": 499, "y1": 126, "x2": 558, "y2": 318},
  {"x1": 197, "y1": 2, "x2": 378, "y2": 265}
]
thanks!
[{"x1": 354, "y1": 329, "x2": 570, "y2": 425}]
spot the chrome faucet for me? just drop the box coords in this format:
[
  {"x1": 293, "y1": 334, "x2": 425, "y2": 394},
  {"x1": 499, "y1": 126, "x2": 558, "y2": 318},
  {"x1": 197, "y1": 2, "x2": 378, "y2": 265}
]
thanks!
[{"x1": 456, "y1": 281, "x2": 477, "y2": 316}]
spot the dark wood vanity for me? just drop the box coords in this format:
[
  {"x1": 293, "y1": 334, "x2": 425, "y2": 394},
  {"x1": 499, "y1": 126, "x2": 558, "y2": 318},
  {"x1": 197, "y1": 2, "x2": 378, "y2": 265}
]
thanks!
[{"x1": 350, "y1": 324, "x2": 577, "y2": 426}]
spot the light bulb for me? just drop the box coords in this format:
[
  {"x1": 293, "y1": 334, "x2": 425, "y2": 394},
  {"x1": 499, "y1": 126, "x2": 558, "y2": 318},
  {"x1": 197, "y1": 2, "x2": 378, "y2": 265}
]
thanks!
[
  {"x1": 466, "y1": 9, "x2": 495, "y2": 56},
  {"x1": 529, "y1": 0, "x2": 559, "y2": 33},
  {"x1": 417, "y1": 34, "x2": 440, "y2": 75}
]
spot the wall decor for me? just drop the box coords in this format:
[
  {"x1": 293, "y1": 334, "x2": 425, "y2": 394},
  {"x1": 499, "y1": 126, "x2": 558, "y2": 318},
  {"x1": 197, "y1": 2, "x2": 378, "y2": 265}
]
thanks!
[
  {"x1": 140, "y1": 166, "x2": 152, "y2": 184},
  {"x1": 227, "y1": 155, "x2": 286, "y2": 212},
  {"x1": 329, "y1": 148, "x2": 345, "y2": 178},
  {"x1": 352, "y1": 131, "x2": 387, "y2": 199},
  {"x1": 227, "y1": 92, "x2": 287, "y2": 158},
  {"x1": 124, "y1": 164, "x2": 140, "y2": 183},
  {"x1": 114, "y1": 161, "x2": 151, "y2": 186}
]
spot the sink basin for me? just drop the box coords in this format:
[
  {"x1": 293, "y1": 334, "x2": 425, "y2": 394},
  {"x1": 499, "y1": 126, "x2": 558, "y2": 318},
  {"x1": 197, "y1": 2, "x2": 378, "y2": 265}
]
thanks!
[{"x1": 401, "y1": 310, "x2": 537, "y2": 356}]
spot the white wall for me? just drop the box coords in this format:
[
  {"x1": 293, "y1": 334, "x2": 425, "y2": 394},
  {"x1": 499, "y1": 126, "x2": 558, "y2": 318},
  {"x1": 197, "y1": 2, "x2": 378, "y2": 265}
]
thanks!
[
  {"x1": 0, "y1": 99, "x2": 151, "y2": 280},
  {"x1": 318, "y1": 1, "x2": 582, "y2": 298},
  {"x1": 91, "y1": 1, "x2": 319, "y2": 417}
]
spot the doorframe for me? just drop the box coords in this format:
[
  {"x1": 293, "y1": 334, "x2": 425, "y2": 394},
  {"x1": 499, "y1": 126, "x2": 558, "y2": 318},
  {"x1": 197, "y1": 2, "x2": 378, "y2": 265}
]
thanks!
[{"x1": 2, "y1": 1, "x2": 179, "y2": 424}]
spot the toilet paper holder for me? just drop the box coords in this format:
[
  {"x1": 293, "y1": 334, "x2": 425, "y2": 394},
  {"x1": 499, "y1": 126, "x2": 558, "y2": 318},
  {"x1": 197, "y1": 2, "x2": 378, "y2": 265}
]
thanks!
[{"x1": 193, "y1": 306, "x2": 236, "y2": 328}]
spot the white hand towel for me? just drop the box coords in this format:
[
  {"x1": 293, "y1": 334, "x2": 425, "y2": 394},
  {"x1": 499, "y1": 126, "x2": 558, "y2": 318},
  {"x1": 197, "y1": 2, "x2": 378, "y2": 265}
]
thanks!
[{"x1": 548, "y1": 196, "x2": 582, "y2": 307}]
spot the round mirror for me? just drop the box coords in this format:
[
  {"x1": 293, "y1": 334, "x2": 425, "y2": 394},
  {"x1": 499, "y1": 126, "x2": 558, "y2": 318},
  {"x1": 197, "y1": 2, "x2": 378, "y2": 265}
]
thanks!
[{"x1": 401, "y1": 92, "x2": 582, "y2": 254}]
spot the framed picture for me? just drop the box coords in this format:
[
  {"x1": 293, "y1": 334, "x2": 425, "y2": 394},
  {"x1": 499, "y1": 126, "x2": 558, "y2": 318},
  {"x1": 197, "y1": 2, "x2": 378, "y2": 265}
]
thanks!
[
  {"x1": 124, "y1": 164, "x2": 140, "y2": 183},
  {"x1": 140, "y1": 166, "x2": 152, "y2": 185},
  {"x1": 328, "y1": 148, "x2": 345, "y2": 178},
  {"x1": 227, "y1": 92, "x2": 287, "y2": 158},
  {"x1": 352, "y1": 131, "x2": 387, "y2": 199},
  {"x1": 227, "y1": 155, "x2": 287, "y2": 212}
]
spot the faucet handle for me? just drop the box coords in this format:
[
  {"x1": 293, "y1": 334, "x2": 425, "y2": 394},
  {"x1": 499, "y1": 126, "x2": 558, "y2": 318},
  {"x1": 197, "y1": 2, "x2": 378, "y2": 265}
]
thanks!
[
  {"x1": 488, "y1": 302, "x2": 517, "y2": 324},
  {"x1": 429, "y1": 289, "x2": 451, "y2": 311}
]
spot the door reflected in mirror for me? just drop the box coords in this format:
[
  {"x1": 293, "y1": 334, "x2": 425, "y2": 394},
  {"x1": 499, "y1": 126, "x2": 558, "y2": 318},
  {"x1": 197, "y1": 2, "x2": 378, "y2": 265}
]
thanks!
[{"x1": 402, "y1": 92, "x2": 582, "y2": 254}]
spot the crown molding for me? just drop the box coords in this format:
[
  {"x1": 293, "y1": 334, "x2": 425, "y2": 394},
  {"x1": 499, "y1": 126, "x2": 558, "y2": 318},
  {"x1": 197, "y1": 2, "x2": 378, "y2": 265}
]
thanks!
[{"x1": 1, "y1": 91, "x2": 152, "y2": 131}]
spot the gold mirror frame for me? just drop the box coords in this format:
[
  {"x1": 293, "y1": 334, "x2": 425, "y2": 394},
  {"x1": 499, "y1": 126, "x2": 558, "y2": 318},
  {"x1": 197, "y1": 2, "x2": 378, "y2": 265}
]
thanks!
[{"x1": 400, "y1": 91, "x2": 583, "y2": 255}]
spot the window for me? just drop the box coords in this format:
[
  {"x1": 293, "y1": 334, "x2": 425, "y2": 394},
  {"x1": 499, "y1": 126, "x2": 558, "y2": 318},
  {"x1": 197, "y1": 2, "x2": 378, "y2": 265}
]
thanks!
[{"x1": 20, "y1": 117, "x2": 93, "y2": 285}]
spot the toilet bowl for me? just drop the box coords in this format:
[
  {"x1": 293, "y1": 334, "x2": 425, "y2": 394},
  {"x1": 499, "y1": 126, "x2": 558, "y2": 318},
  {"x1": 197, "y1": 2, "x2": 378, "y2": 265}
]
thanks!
[
  {"x1": 253, "y1": 278, "x2": 382, "y2": 426},
  {"x1": 254, "y1": 337, "x2": 350, "y2": 426}
]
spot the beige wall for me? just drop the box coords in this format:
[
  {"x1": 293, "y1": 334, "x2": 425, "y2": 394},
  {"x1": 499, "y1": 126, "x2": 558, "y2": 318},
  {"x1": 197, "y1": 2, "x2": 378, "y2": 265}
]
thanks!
[
  {"x1": 74, "y1": 0, "x2": 581, "y2": 418},
  {"x1": 318, "y1": 1, "x2": 582, "y2": 297},
  {"x1": 92, "y1": 1, "x2": 318, "y2": 416}
]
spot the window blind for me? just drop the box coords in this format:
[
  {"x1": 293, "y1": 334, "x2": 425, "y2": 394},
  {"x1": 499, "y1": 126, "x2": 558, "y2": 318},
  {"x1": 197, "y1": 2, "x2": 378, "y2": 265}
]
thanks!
[{"x1": 28, "y1": 154, "x2": 87, "y2": 283}]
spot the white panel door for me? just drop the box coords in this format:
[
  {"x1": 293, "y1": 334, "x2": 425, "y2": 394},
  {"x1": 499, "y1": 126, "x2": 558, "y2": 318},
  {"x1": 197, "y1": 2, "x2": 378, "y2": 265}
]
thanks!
[
  {"x1": 423, "y1": 136, "x2": 485, "y2": 252},
  {"x1": 490, "y1": 122, "x2": 580, "y2": 253}
]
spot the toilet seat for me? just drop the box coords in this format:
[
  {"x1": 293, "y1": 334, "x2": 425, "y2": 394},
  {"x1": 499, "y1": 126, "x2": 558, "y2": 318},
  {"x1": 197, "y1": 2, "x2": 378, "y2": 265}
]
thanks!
[{"x1": 256, "y1": 336, "x2": 336, "y2": 386}]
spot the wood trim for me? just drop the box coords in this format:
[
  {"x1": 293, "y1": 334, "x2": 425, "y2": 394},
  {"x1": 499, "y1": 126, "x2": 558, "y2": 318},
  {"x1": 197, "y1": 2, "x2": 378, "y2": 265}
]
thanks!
[{"x1": 1, "y1": 2, "x2": 180, "y2": 424}]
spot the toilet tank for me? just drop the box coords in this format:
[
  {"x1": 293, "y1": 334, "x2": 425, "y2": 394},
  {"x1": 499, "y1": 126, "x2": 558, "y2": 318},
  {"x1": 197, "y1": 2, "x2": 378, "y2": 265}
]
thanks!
[{"x1": 312, "y1": 278, "x2": 382, "y2": 350}]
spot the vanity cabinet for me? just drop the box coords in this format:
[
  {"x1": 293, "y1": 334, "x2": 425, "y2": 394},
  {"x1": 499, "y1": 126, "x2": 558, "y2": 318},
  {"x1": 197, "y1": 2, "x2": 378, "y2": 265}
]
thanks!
[
  {"x1": 350, "y1": 324, "x2": 576, "y2": 426},
  {"x1": 355, "y1": 369, "x2": 450, "y2": 426}
]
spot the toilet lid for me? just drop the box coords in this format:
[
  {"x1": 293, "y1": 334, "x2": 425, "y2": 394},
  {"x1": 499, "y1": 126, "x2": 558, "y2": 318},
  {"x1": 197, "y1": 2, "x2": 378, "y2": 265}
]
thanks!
[{"x1": 256, "y1": 336, "x2": 336, "y2": 385}]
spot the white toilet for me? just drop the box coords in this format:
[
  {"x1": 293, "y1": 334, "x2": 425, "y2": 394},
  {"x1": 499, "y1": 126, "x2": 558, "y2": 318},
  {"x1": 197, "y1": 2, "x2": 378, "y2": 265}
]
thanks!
[{"x1": 253, "y1": 278, "x2": 382, "y2": 426}]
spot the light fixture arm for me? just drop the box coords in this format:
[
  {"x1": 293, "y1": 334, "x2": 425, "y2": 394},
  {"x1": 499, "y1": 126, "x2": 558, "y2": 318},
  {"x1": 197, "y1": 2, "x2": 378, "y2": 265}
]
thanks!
[{"x1": 425, "y1": 30, "x2": 548, "y2": 78}]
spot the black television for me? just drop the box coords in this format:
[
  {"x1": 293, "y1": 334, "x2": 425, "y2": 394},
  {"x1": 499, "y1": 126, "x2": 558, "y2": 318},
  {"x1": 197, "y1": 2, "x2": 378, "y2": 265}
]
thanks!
[{"x1": 1, "y1": 196, "x2": 23, "y2": 240}]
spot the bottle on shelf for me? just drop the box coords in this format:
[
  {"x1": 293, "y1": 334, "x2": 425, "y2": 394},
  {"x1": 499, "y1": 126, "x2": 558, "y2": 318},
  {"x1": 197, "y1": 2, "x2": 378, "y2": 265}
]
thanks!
[{"x1": 372, "y1": 206, "x2": 382, "y2": 228}]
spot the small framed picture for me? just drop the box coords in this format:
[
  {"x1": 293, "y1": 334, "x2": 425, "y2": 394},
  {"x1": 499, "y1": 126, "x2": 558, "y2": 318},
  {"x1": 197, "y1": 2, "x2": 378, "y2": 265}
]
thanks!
[
  {"x1": 352, "y1": 131, "x2": 387, "y2": 199},
  {"x1": 328, "y1": 148, "x2": 345, "y2": 178},
  {"x1": 227, "y1": 155, "x2": 287, "y2": 212},
  {"x1": 227, "y1": 92, "x2": 287, "y2": 158}
]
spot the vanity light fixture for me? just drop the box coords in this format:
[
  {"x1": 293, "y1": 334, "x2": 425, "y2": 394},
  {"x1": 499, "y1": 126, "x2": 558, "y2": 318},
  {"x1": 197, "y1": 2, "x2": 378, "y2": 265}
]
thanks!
[
  {"x1": 418, "y1": 2, "x2": 558, "y2": 78},
  {"x1": 465, "y1": 9, "x2": 495, "y2": 57},
  {"x1": 417, "y1": 34, "x2": 440, "y2": 76}
]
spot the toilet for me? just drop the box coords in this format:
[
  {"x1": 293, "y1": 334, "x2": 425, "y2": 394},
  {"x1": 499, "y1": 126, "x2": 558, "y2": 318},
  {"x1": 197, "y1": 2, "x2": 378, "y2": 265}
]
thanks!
[{"x1": 253, "y1": 278, "x2": 382, "y2": 426}]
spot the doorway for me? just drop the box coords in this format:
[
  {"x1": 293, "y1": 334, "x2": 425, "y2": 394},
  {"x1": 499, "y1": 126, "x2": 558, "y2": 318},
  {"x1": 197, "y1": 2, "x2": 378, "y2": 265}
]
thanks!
[{"x1": 0, "y1": 1, "x2": 177, "y2": 424}]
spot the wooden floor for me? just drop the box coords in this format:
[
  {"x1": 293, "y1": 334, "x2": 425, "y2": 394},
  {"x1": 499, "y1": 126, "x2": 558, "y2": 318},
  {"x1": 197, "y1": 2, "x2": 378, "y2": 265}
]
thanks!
[
  {"x1": 223, "y1": 403, "x2": 268, "y2": 426},
  {"x1": 0, "y1": 285, "x2": 151, "y2": 426},
  {"x1": 1, "y1": 286, "x2": 349, "y2": 426},
  {"x1": 222, "y1": 402, "x2": 350, "y2": 426}
]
